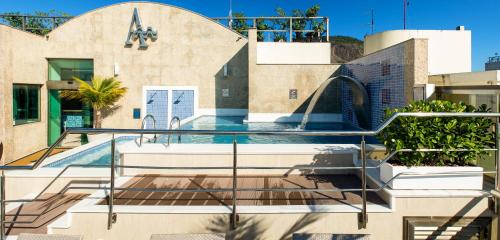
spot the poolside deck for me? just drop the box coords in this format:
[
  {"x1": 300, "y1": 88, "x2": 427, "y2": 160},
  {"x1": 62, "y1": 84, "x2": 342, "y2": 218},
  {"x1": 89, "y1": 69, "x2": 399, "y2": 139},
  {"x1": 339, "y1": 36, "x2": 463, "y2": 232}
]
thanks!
[
  {"x1": 7, "y1": 148, "x2": 70, "y2": 167},
  {"x1": 5, "y1": 193, "x2": 88, "y2": 235},
  {"x1": 101, "y1": 174, "x2": 385, "y2": 206}
]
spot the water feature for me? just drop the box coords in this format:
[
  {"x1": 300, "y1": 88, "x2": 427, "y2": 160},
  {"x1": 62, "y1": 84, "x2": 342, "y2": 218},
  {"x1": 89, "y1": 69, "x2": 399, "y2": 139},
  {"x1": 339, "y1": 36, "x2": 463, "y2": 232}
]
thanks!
[{"x1": 299, "y1": 75, "x2": 371, "y2": 130}]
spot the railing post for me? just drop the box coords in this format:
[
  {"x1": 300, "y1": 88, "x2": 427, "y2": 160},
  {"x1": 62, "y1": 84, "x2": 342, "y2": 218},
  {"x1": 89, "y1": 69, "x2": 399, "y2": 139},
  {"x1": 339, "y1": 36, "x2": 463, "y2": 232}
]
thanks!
[
  {"x1": 496, "y1": 115, "x2": 500, "y2": 214},
  {"x1": 326, "y1": 17, "x2": 330, "y2": 42},
  {"x1": 22, "y1": 16, "x2": 26, "y2": 31},
  {"x1": 107, "y1": 134, "x2": 116, "y2": 230},
  {"x1": 231, "y1": 135, "x2": 238, "y2": 229},
  {"x1": 289, "y1": 18, "x2": 293, "y2": 42},
  {"x1": 359, "y1": 135, "x2": 368, "y2": 229},
  {"x1": 1, "y1": 172, "x2": 5, "y2": 240}
]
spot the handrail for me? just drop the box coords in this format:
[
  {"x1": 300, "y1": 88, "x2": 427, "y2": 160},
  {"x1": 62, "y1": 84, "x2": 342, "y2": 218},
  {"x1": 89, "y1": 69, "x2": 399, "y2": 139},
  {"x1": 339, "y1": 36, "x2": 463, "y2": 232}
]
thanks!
[
  {"x1": 139, "y1": 114, "x2": 157, "y2": 146},
  {"x1": 167, "y1": 116, "x2": 181, "y2": 146},
  {"x1": 0, "y1": 112, "x2": 497, "y2": 172},
  {"x1": 0, "y1": 112, "x2": 499, "y2": 237}
]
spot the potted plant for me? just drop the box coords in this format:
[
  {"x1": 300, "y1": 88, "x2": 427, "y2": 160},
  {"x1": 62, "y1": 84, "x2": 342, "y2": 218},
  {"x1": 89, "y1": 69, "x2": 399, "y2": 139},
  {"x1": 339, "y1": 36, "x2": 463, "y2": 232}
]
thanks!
[
  {"x1": 60, "y1": 76, "x2": 127, "y2": 141},
  {"x1": 377, "y1": 100, "x2": 494, "y2": 190}
]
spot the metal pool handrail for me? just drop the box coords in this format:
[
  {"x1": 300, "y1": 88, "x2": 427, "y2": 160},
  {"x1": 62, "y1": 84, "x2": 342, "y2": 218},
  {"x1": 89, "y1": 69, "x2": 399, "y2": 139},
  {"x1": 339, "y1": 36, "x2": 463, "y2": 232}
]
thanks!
[
  {"x1": 139, "y1": 114, "x2": 157, "y2": 147},
  {"x1": 167, "y1": 116, "x2": 181, "y2": 146},
  {"x1": 0, "y1": 112, "x2": 500, "y2": 238}
]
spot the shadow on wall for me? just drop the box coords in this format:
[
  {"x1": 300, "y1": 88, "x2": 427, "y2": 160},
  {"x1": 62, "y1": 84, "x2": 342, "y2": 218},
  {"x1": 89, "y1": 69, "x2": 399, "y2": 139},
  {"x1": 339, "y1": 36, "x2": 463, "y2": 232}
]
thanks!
[
  {"x1": 290, "y1": 68, "x2": 372, "y2": 129},
  {"x1": 292, "y1": 69, "x2": 343, "y2": 115},
  {"x1": 205, "y1": 213, "x2": 322, "y2": 240},
  {"x1": 214, "y1": 44, "x2": 249, "y2": 112}
]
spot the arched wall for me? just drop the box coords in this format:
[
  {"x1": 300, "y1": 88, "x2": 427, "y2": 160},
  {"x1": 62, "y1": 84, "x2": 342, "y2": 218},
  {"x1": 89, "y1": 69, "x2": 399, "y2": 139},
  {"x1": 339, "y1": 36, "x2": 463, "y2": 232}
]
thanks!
[{"x1": 0, "y1": 2, "x2": 249, "y2": 161}]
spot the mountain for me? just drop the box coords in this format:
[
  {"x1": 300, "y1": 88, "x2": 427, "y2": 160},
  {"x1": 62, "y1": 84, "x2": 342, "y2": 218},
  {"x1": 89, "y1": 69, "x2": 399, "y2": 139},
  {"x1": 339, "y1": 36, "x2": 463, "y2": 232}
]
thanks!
[{"x1": 330, "y1": 36, "x2": 364, "y2": 63}]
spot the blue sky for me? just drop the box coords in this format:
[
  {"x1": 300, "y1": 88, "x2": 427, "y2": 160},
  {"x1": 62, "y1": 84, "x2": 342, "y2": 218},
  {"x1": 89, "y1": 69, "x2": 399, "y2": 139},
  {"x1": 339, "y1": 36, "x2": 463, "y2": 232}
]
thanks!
[{"x1": 1, "y1": 0, "x2": 499, "y2": 71}]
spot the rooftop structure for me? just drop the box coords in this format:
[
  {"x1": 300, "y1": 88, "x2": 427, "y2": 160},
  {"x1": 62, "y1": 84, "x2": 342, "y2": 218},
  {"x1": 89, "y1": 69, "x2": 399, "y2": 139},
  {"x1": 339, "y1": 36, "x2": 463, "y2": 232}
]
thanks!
[
  {"x1": 0, "y1": 2, "x2": 499, "y2": 240},
  {"x1": 486, "y1": 54, "x2": 500, "y2": 71}
]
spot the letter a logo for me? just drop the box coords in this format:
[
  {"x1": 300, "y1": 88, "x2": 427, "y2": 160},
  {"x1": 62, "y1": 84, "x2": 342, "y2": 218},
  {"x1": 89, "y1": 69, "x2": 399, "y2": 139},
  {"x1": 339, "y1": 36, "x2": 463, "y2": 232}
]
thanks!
[{"x1": 125, "y1": 8, "x2": 158, "y2": 48}]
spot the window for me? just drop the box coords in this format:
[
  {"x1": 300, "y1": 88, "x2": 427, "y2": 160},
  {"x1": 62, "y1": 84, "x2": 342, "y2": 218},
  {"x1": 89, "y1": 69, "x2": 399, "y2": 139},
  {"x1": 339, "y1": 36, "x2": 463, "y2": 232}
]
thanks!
[
  {"x1": 381, "y1": 60, "x2": 391, "y2": 76},
  {"x1": 13, "y1": 84, "x2": 40, "y2": 125},
  {"x1": 48, "y1": 59, "x2": 93, "y2": 81},
  {"x1": 381, "y1": 89, "x2": 391, "y2": 104}
]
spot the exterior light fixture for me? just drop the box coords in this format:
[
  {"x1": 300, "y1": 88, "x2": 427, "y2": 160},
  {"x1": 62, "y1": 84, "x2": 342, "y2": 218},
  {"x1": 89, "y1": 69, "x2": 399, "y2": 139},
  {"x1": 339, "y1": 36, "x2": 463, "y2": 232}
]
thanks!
[
  {"x1": 114, "y1": 63, "x2": 120, "y2": 76},
  {"x1": 223, "y1": 64, "x2": 228, "y2": 77}
]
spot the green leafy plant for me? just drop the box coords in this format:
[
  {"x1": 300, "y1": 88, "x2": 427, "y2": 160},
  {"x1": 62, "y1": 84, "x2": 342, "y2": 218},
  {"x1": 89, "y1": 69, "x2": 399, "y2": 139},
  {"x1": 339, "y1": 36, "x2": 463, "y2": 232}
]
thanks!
[
  {"x1": 0, "y1": 10, "x2": 71, "y2": 35},
  {"x1": 60, "y1": 77, "x2": 127, "y2": 128},
  {"x1": 377, "y1": 100, "x2": 495, "y2": 166},
  {"x1": 231, "y1": 12, "x2": 249, "y2": 37}
]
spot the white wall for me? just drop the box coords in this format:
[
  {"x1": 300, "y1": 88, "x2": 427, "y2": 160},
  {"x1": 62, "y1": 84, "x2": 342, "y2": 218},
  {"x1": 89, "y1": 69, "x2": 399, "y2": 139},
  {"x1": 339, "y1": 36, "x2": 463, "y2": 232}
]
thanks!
[
  {"x1": 364, "y1": 29, "x2": 471, "y2": 75},
  {"x1": 257, "y1": 42, "x2": 331, "y2": 64}
]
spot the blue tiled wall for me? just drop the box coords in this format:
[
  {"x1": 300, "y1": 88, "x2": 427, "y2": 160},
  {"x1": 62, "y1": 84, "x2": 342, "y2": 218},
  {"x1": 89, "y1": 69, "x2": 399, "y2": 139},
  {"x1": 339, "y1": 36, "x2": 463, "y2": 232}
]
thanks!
[
  {"x1": 340, "y1": 44, "x2": 406, "y2": 129},
  {"x1": 146, "y1": 90, "x2": 168, "y2": 129},
  {"x1": 172, "y1": 90, "x2": 195, "y2": 120},
  {"x1": 63, "y1": 114, "x2": 84, "y2": 128}
]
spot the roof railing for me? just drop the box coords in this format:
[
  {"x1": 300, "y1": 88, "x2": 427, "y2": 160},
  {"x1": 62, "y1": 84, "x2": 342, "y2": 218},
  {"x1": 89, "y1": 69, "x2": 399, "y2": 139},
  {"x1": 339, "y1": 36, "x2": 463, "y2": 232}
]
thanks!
[
  {"x1": 1, "y1": 112, "x2": 500, "y2": 238},
  {"x1": 0, "y1": 14, "x2": 329, "y2": 42}
]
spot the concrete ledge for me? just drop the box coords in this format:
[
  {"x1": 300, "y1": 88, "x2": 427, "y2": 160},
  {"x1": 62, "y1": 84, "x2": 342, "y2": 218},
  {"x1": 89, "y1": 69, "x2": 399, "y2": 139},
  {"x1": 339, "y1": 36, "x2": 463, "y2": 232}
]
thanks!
[{"x1": 245, "y1": 113, "x2": 342, "y2": 123}]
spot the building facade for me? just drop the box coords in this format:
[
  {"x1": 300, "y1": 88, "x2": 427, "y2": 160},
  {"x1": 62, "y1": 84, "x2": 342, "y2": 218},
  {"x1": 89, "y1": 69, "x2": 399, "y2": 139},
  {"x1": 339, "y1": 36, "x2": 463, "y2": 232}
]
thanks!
[{"x1": 0, "y1": 2, "x2": 430, "y2": 163}]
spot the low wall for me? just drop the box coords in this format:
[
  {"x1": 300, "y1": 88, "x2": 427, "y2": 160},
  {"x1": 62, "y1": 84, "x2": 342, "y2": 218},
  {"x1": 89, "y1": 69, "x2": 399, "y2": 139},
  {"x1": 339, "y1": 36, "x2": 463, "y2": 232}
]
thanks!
[
  {"x1": 118, "y1": 143, "x2": 358, "y2": 176},
  {"x1": 257, "y1": 42, "x2": 331, "y2": 64},
  {"x1": 4, "y1": 169, "x2": 110, "y2": 200},
  {"x1": 51, "y1": 197, "x2": 492, "y2": 239}
]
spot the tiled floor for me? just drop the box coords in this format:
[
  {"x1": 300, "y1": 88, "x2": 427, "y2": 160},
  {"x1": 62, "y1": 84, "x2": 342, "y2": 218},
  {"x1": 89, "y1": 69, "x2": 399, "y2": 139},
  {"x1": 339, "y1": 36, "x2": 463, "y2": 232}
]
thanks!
[{"x1": 101, "y1": 174, "x2": 385, "y2": 206}]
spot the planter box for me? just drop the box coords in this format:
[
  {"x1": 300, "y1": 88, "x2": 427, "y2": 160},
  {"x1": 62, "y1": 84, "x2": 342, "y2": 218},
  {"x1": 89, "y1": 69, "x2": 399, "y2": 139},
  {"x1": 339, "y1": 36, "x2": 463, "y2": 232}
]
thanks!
[{"x1": 380, "y1": 162, "x2": 483, "y2": 190}]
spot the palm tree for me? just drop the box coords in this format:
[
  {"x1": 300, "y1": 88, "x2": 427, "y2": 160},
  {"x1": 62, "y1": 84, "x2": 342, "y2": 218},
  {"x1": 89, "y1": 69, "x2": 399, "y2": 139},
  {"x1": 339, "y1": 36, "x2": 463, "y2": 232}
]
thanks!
[{"x1": 60, "y1": 76, "x2": 127, "y2": 128}]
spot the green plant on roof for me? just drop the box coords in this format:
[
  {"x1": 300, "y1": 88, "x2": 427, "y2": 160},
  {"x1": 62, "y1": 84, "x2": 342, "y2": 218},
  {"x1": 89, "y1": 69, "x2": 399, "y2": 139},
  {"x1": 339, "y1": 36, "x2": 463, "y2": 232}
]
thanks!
[
  {"x1": 377, "y1": 100, "x2": 495, "y2": 166},
  {"x1": 60, "y1": 77, "x2": 127, "y2": 128}
]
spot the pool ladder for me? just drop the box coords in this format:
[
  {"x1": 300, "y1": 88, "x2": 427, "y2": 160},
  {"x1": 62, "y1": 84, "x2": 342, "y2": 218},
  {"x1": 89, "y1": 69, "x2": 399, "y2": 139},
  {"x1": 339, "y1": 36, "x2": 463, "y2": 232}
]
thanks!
[
  {"x1": 139, "y1": 114, "x2": 157, "y2": 146},
  {"x1": 167, "y1": 116, "x2": 181, "y2": 146}
]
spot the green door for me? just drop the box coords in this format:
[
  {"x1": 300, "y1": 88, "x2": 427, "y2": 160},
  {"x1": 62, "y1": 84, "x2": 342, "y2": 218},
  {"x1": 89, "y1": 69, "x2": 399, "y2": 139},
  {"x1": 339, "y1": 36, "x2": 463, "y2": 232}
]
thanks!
[{"x1": 48, "y1": 90, "x2": 61, "y2": 145}]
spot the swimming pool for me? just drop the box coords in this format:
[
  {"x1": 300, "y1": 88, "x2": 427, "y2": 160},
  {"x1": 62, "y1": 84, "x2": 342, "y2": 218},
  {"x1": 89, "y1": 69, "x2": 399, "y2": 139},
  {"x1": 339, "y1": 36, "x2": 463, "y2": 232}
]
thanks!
[
  {"x1": 43, "y1": 116, "x2": 377, "y2": 168},
  {"x1": 158, "y1": 116, "x2": 374, "y2": 144}
]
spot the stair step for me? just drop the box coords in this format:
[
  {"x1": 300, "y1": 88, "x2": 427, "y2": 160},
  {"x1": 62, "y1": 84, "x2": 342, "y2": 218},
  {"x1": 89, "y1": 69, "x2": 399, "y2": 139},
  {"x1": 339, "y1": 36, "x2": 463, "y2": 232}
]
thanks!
[
  {"x1": 293, "y1": 234, "x2": 371, "y2": 240},
  {"x1": 150, "y1": 233, "x2": 225, "y2": 240},
  {"x1": 17, "y1": 233, "x2": 83, "y2": 240}
]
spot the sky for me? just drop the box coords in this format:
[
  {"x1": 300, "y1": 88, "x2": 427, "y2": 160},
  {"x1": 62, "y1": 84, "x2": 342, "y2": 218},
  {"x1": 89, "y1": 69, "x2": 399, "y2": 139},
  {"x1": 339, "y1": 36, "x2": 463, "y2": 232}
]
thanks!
[{"x1": 1, "y1": 0, "x2": 499, "y2": 71}]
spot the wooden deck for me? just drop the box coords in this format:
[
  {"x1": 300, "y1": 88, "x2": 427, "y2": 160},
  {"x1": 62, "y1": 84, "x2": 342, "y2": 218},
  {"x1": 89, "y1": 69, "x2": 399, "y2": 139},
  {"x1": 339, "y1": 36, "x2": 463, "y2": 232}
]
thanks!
[
  {"x1": 102, "y1": 174, "x2": 385, "y2": 206},
  {"x1": 5, "y1": 193, "x2": 88, "y2": 235}
]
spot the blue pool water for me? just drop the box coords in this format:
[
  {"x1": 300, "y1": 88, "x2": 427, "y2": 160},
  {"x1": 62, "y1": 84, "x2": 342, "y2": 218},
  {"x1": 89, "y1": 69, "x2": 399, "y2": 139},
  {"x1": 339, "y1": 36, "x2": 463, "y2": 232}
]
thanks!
[
  {"x1": 43, "y1": 137, "x2": 135, "y2": 168},
  {"x1": 158, "y1": 116, "x2": 374, "y2": 144},
  {"x1": 43, "y1": 116, "x2": 377, "y2": 168}
]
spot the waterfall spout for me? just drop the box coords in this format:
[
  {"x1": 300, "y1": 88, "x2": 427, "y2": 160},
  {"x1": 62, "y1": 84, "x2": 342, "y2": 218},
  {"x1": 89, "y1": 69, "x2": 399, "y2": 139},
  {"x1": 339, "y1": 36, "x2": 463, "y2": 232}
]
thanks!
[{"x1": 298, "y1": 75, "x2": 371, "y2": 130}]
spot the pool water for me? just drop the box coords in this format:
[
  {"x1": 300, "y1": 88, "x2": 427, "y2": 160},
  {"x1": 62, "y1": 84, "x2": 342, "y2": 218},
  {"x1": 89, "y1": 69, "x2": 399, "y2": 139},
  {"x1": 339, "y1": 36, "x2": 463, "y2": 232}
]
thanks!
[
  {"x1": 158, "y1": 116, "x2": 375, "y2": 144},
  {"x1": 43, "y1": 116, "x2": 377, "y2": 168},
  {"x1": 43, "y1": 137, "x2": 135, "y2": 168}
]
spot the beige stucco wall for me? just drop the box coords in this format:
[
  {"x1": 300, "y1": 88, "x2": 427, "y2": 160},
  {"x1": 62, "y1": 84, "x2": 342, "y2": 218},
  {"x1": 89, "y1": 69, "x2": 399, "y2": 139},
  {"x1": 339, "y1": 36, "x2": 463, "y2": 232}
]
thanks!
[
  {"x1": 248, "y1": 29, "x2": 341, "y2": 115},
  {"x1": 429, "y1": 70, "x2": 500, "y2": 86},
  {"x1": 53, "y1": 197, "x2": 492, "y2": 239},
  {"x1": 0, "y1": 2, "x2": 249, "y2": 162},
  {"x1": 0, "y1": 25, "x2": 48, "y2": 163},
  {"x1": 403, "y1": 38, "x2": 429, "y2": 102},
  {"x1": 365, "y1": 29, "x2": 471, "y2": 75},
  {"x1": 257, "y1": 42, "x2": 331, "y2": 64}
]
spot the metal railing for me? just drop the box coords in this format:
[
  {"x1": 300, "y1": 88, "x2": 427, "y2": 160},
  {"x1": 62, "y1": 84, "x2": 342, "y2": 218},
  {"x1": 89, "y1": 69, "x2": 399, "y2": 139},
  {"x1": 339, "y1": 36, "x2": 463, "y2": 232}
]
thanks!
[
  {"x1": 0, "y1": 14, "x2": 329, "y2": 42},
  {"x1": 139, "y1": 114, "x2": 157, "y2": 147},
  {"x1": 167, "y1": 116, "x2": 181, "y2": 146},
  {"x1": 1, "y1": 112, "x2": 500, "y2": 238},
  {"x1": 212, "y1": 16, "x2": 329, "y2": 42},
  {"x1": 0, "y1": 14, "x2": 72, "y2": 32}
]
